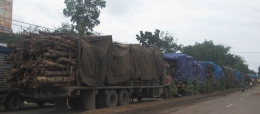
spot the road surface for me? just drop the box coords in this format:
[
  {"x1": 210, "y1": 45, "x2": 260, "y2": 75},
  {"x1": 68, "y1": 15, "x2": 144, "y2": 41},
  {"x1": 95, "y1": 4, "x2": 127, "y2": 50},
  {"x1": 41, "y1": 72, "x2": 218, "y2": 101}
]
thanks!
[
  {"x1": 0, "y1": 86, "x2": 259, "y2": 114},
  {"x1": 157, "y1": 85, "x2": 260, "y2": 114}
]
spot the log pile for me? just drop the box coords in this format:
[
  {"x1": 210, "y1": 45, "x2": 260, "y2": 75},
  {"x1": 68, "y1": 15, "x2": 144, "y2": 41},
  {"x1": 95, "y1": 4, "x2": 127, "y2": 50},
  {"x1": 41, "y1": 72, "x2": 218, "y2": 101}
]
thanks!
[
  {"x1": 206, "y1": 64, "x2": 214, "y2": 79},
  {"x1": 5, "y1": 32, "x2": 79, "y2": 88}
]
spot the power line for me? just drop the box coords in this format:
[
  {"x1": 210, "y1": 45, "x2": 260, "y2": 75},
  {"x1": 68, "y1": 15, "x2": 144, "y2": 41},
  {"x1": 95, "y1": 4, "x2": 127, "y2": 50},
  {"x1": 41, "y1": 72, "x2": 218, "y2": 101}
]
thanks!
[
  {"x1": 12, "y1": 23, "x2": 31, "y2": 30},
  {"x1": 231, "y1": 52, "x2": 260, "y2": 53},
  {"x1": 0, "y1": 16, "x2": 54, "y2": 30}
]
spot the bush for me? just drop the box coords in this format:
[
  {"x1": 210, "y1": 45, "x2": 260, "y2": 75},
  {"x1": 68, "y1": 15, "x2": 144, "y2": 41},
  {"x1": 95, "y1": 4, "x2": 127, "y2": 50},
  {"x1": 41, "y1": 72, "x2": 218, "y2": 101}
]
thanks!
[
  {"x1": 219, "y1": 77, "x2": 226, "y2": 90},
  {"x1": 186, "y1": 81, "x2": 194, "y2": 95},
  {"x1": 205, "y1": 80, "x2": 214, "y2": 92},
  {"x1": 194, "y1": 81, "x2": 200, "y2": 94},
  {"x1": 169, "y1": 80, "x2": 178, "y2": 96}
]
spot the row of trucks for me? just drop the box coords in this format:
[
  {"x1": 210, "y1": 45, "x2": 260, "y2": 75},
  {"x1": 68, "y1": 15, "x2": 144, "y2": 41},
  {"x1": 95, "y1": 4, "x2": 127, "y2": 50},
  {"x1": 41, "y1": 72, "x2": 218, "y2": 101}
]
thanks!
[{"x1": 0, "y1": 32, "x2": 257, "y2": 111}]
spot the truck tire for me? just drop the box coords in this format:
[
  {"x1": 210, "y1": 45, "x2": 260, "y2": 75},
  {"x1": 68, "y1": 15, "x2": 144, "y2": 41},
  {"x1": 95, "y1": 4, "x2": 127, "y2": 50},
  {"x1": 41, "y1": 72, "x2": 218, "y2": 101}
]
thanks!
[
  {"x1": 96, "y1": 94, "x2": 104, "y2": 108},
  {"x1": 163, "y1": 87, "x2": 169, "y2": 99},
  {"x1": 103, "y1": 90, "x2": 118, "y2": 108},
  {"x1": 36, "y1": 101, "x2": 45, "y2": 107},
  {"x1": 118, "y1": 90, "x2": 130, "y2": 106},
  {"x1": 5, "y1": 95, "x2": 22, "y2": 111},
  {"x1": 137, "y1": 96, "x2": 142, "y2": 102},
  {"x1": 68, "y1": 98, "x2": 80, "y2": 109}
]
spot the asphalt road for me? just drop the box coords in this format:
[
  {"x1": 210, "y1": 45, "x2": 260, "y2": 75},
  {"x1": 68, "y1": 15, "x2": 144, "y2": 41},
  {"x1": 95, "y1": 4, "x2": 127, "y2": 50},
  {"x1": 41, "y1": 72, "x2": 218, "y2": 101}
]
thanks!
[
  {"x1": 0, "y1": 98, "x2": 159, "y2": 114},
  {"x1": 1, "y1": 86, "x2": 259, "y2": 114},
  {"x1": 158, "y1": 85, "x2": 260, "y2": 114}
]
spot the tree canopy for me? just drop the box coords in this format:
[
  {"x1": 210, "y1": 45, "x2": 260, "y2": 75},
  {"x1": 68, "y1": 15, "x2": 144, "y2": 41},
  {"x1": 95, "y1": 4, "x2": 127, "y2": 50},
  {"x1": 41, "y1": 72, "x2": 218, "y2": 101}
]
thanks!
[
  {"x1": 54, "y1": 22, "x2": 76, "y2": 34},
  {"x1": 0, "y1": 32, "x2": 21, "y2": 44},
  {"x1": 63, "y1": 0, "x2": 106, "y2": 35},
  {"x1": 136, "y1": 29, "x2": 183, "y2": 53},
  {"x1": 182, "y1": 40, "x2": 254, "y2": 73}
]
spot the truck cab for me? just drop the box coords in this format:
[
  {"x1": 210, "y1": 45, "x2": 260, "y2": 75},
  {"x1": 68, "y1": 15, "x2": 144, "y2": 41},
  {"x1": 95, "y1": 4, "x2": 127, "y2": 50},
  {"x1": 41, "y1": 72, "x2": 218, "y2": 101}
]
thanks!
[{"x1": 0, "y1": 44, "x2": 22, "y2": 111}]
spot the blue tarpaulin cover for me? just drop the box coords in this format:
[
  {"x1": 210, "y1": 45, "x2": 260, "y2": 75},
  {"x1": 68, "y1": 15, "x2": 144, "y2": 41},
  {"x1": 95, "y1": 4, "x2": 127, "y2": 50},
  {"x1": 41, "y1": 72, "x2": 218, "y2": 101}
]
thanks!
[
  {"x1": 249, "y1": 73, "x2": 257, "y2": 82},
  {"x1": 205, "y1": 61, "x2": 224, "y2": 81},
  {"x1": 241, "y1": 75, "x2": 245, "y2": 82},
  {"x1": 163, "y1": 53, "x2": 194, "y2": 82},
  {"x1": 235, "y1": 70, "x2": 241, "y2": 81},
  {"x1": 0, "y1": 46, "x2": 12, "y2": 53},
  {"x1": 193, "y1": 61, "x2": 207, "y2": 83}
]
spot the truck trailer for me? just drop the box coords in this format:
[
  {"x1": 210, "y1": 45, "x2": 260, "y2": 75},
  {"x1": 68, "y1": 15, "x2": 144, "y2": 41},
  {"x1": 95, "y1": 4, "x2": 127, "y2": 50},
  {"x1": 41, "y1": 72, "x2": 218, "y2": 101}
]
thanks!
[{"x1": 4, "y1": 33, "x2": 170, "y2": 110}]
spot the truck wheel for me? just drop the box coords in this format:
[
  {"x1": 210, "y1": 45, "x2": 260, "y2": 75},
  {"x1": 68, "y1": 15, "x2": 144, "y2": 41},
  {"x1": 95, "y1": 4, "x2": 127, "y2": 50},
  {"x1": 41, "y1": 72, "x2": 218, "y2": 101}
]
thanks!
[
  {"x1": 36, "y1": 101, "x2": 45, "y2": 107},
  {"x1": 118, "y1": 90, "x2": 130, "y2": 106},
  {"x1": 68, "y1": 98, "x2": 79, "y2": 109},
  {"x1": 96, "y1": 94, "x2": 104, "y2": 108},
  {"x1": 137, "y1": 96, "x2": 142, "y2": 102},
  {"x1": 163, "y1": 88, "x2": 169, "y2": 99},
  {"x1": 103, "y1": 90, "x2": 118, "y2": 108},
  {"x1": 5, "y1": 95, "x2": 22, "y2": 111}
]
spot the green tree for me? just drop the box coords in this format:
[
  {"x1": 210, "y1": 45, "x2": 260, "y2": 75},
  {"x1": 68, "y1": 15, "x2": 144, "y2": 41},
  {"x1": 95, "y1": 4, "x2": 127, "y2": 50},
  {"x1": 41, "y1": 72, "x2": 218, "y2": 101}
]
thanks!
[
  {"x1": 0, "y1": 32, "x2": 21, "y2": 44},
  {"x1": 54, "y1": 22, "x2": 76, "y2": 34},
  {"x1": 186, "y1": 81, "x2": 194, "y2": 95},
  {"x1": 63, "y1": 0, "x2": 106, "y2": 35},
  {"x1": 182, "y1": 40, "x2": 253, "y2": 74},
  {"x1": 169, "y1": 80, "x2": 178, "y2": 96},
  {"x1": 182, "y1": 40, "x2": 230, "y2": 64},
  {"x1": 136, "y1": 29, "x2": 182, "y2": 53}
]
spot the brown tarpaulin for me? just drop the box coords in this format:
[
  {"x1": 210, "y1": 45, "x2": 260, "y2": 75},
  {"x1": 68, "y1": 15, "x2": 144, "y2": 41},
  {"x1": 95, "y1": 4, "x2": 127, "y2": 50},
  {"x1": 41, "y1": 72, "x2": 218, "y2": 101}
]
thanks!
[
  {"x1": 107, "y1": 44, "x2": 135, "y2": 84},
  {"x1": 79, "y1": 35, "x2": 113, "y2": 86},
  {"x1": 79, "y1": 35, "x2": 164, "y2": 86},
  {"x1": 222, "y1": 66, "x2": 236, "y2": 88},
  {"x1": 107, "y1": 44, "x2": 164, "y2": 85}
]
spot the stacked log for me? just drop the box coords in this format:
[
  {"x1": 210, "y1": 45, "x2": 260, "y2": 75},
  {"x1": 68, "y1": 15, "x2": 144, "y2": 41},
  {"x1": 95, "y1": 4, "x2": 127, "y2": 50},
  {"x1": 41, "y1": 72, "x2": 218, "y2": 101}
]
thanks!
[
  {"x1": 5, "y1": 32, "x2": 79, "y2": 88},
  {"x1": 206, "y1": 64, "x2": 214, "y2": 79}
]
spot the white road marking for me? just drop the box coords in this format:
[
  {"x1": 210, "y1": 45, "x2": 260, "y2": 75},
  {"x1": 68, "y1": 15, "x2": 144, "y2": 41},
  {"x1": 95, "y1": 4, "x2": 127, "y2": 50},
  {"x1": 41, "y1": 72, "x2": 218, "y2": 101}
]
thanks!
[
  {"x1": 240, "y1": 99, "x2": 243, "y2": 101},
  {"x1": 226, "y1": 104, "x2": 233, "y2": 107}
]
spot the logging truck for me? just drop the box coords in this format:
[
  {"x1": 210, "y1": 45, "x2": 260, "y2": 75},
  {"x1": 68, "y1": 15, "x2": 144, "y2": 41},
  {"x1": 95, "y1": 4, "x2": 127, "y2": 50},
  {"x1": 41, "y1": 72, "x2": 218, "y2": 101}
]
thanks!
[{"x1": 4, "y1": 33, "x2": 170, "y2": 111}]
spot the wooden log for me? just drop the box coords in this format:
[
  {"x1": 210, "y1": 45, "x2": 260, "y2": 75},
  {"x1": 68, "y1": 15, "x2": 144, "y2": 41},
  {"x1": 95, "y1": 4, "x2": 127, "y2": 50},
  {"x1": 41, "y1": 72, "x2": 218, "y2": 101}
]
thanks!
[
  {"x1": 21, "y1": 38, "x2": 31, "y2": 43},
  {"x1": 28, "y1": 50, "x2": 40, "y2": 54},
  {"x1": 56, "y1": 41, "x2": 77, "y2": 50},
  {"x1": 53, "y1": 46, "x2": 68, "y2": 51},
  {"x1": 29, "y1": 33, "x2": 40, "y2": 37},
  {"x1": 5, "y1": 56, "x2": 14, "y2": 60},
  {"x1": 22, "y1": 34, "x2": 32, "y2": 38},
  {"x1": 10, "y1": 68, "x2": 21, "y2": 74},
  {"x1": 19, "y1": 64, "x2": 27, "y2": 69},
  {"x1": 38, "y1": 31, "x2": 49, "y2": 35},
  {"x1": 7, "y1": 44, "x2": 17, "y2": 48},
  {"x1": 45, "y1": 61, "x2": 67, "y2": 69},
  {"x1": 37, "y1": 64, "x2": 47, "y2": 68},
  {"x1": 40, "y1": 42, "x2": 55, "y2": 47},
  {"x1": 43, "y1": 52, "x2": 53, "y2": 58},
  {"x1": 49, "y1": 35, "x2": 62, "y2": 40},
  {"x1": 35, "y1": 39, "x2": 48, "y2": 43},
  {"x1": 15, "y1": 47, "x2": 23, "y2": 51},
  {"x1": 53, "y1": 51, "x2": 75, "y2": 58},
  {"x1": 36, "y1": 76, "x2": 75, "y2": 83},
  {"x1": 56, "y1": 57, "x2": 77, "y2": 65},
  {"x1": 39, "y1": 35, "x2": 49, "y2": 39},
  {"x1": 61, "y1": 35, "x2": 78, "y2": 42},
  {"x1": 41, "y1": 46, "x2": 52, "y2": 52},
  {"x1": 40, "y1": 71, "x2": 74, "y2": 76},
  {"x1": 48, "y1": 49, "x2": 55, "y2": 54},
  {"x1": 61, "y1": 39, "x2": 77, "y2": 46}
]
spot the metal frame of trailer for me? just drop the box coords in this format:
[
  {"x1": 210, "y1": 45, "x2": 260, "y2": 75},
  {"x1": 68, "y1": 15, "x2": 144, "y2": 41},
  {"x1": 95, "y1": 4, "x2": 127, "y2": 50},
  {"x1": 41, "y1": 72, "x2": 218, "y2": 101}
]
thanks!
[{"x1": 30, "y1": 80, "x2": 170, "y2": 110}]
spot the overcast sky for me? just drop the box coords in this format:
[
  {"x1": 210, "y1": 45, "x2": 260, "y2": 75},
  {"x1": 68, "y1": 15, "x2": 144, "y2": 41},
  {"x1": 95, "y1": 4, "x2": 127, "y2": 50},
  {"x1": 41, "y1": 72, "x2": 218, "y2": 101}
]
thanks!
[{"x1": 12, "y1": 0, "x2": 260, "y2": 72}]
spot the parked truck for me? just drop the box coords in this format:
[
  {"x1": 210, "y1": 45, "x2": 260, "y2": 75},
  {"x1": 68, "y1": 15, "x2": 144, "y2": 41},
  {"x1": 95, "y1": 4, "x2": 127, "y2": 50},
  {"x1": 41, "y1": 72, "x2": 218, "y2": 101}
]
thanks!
[{"x1": 5, "y1": 33, "x2": 170, "y2": 110}]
